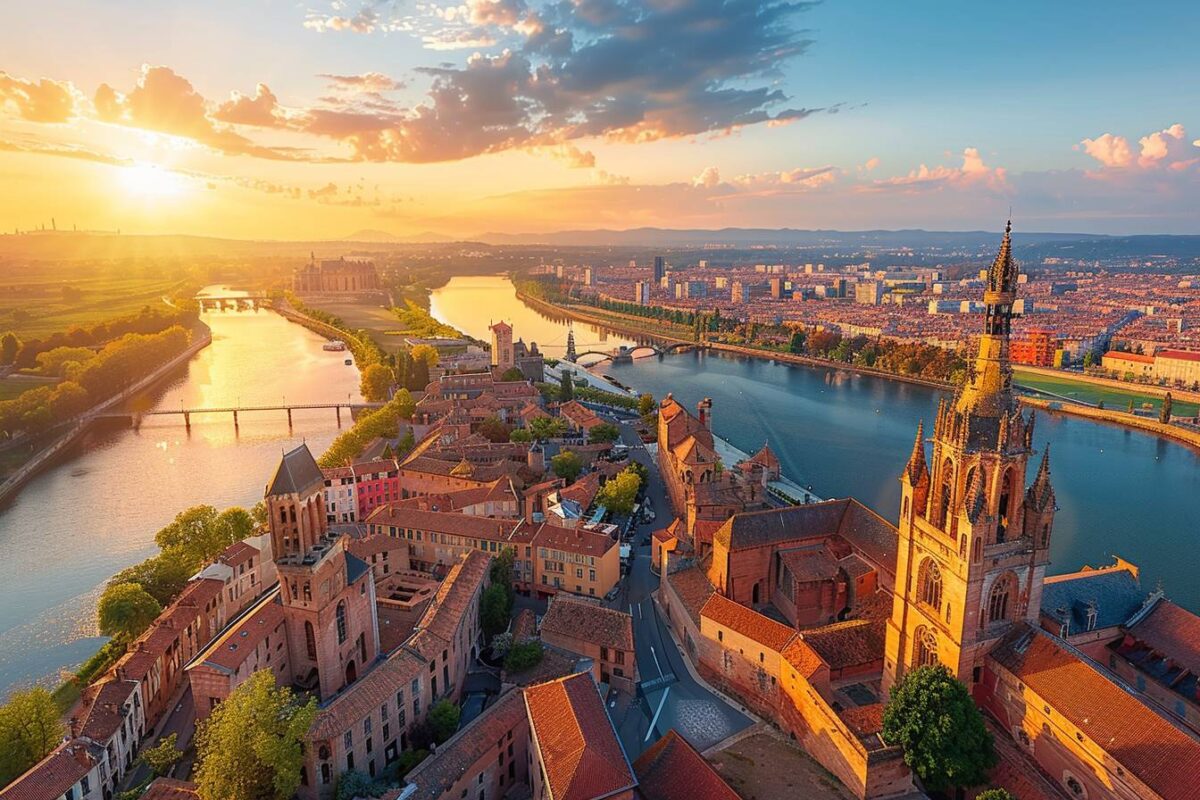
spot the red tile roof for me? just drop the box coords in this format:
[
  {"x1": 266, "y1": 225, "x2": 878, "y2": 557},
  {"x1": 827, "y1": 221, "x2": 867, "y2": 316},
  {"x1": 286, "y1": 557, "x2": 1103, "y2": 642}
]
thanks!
[
  {"x1": 77, "y1": 678, "x2": 138, "y2": 742},
  {"x1": 190, "y1": 591, "x2": 285, "y2": 673},
  {"x1": 525, "y1": 672, "x2": 636, "y2": 800},
  {"x1": 990, "y1": 626, "x2": 1200, "y2": 800},
  {"x1": 541, "y1": 596, "x2": 634, "y2": 652},
  {"x1": 799, "y1": 618, "x2": 886, "y2": 671},
  {"x1": 1124, "y1": 598, "x2": 1200, "y2": 677},
  {"x1": 664, "y1": 562, "x2": 715, "y2": 624},
  {"x1": 633, "y1": 729, "x2": 740, "y2": 800},
  {"x1": 700, "y1": 593, "x2": 796, "y2": 653},
  {"x1": 533, "y1": 523, "x2": 618, "y2": 558},
  {"x1": 781, "y1": 637, "x2": 826, "y2": 679},
  {"x1": 0, "y1": 742, "x2": 96, "y2": 800},
  {"x1": 1158, "y1": 349, "x2": 1200, "y2": 362}
]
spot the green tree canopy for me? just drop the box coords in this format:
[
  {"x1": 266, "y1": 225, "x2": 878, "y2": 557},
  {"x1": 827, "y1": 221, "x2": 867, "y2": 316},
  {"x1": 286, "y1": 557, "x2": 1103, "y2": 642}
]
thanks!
[
  {"x1": 559, "y1": 369, "x2": 574, "y2": 400},
  {"x1": 882, "y1": 665, "x2": 996, "y2": 792},
  {"x1": 0, "y1": 332, "x2": 20, "y2": 365},
  {"x1": 359, "y1": 363, "x2": 395, "y2": 402},
  {"x1": 109, "y1": 552, "x2": 193, "y2": 606},
  {"x1": 139, "y1": 732, "x2": 183, "y2": 778},
  {"x1": 500, "y1": 367, "x2": 526, "y2": 382},
  {"x1": 529, "y1": 416, "x2": 567, "y2": 441},
  {"x1": 428, "y1": 700, "x2": 461, "y2": 744},
  {"x1": 477, "y1": 415, "x2": 512, "y2": 443},
  {"x1": 637, "y1": 393, "x2": 656, "y2": 419},
  {"x1": 480, "y1": 583, "x2": 512, "y2": 642},
  {"x1": 504, "y1": 641, "x2": 544, "y2": 673},
  {"x1": 976, "y1": 790, "x2": 1016, "y2": 800},
  {"x1": 409, "y1": 343, "x2": 439, "y2": 367},
  {"x1": 194, "y1": 670, "x2": 317, "y2": 800},
  {"x1": 509, "y1": 428, "x2": 532, "y2": 443},
  {"x1": 597, "y1": 468, "x2": 640, "y2": 515},
  {"x1": 0, "y1": 687, "x2": 63, "y2": 786},
  {"x1": 154, "y1": 505, "x2": 254, "y2": 572},
  {"x1": 588, "y1": 422, "x2": 621, "y2": 444},
  {"x1": 551, "y1": 450, "x2": 583, "y2": 482},
  {"x1": 98, "y1": 582, "x2": 162, "y2": 641}
]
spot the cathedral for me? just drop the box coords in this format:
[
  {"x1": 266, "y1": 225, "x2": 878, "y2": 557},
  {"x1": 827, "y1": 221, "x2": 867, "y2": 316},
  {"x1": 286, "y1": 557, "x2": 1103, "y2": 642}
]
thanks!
[{"x1": 658, "y1": 223, "x2": 1200, "y2": 800}]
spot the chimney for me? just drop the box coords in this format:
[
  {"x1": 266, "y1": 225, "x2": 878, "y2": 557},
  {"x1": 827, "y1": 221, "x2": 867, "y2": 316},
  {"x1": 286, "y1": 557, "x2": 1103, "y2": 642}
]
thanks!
[{"x1": 697, "y1": 397, "x2": 713, "y2": 429}]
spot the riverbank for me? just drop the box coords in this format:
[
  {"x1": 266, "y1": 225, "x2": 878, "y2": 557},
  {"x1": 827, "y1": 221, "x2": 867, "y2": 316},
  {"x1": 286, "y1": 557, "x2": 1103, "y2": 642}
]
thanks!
[
  {"x1": 1022, "y1": 397, "x2": 1200, "y2": 450},
  {"x1": 0, "y1": 322, "x2": 213, "y2": 506}
]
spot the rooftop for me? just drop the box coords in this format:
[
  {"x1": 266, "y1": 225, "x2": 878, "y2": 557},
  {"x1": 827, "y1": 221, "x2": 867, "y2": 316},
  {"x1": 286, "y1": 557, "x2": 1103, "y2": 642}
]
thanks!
[
  {"x1": 541, "y1": 595, "x2": 634, "y2": 652},
  {"x1": 632, "y1": 729, "x2": 740, "y2": 800}
]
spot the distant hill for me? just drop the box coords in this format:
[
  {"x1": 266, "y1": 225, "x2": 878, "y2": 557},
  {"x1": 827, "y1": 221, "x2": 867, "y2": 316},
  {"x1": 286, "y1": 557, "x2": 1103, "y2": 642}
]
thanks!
[{"x1": 342, "y1": 229, "x2": 455, "y2": 244}]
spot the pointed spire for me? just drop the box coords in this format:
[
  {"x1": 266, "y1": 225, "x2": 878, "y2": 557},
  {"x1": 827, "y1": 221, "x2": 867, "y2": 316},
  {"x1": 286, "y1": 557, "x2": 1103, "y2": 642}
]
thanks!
[
  {"x1": 904, "y1": 421, "x2": 929, "y2": 484},
  {"x1": 963, "y1": 464, "x2": 988, "y2": 523},
  {"x1": 988, "y1": 219, "x2": 1018, "y2": 294},
  {"x1": 1027, "y1": 445, "x2": 1056, "y2": 512}
]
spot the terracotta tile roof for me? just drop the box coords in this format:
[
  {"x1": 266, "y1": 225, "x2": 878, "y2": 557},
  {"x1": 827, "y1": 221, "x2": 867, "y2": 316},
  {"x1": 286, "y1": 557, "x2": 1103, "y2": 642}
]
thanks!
[
  {"x1": 839, "y1": 703, "x2": 884, "y2": 738},
  {"x1": 990, "y1": 625, "x2": 1200, "y2": 800},
  {"x1": 781, "y1": 637, "x2": 826, "y2": 679},
  {"x1": 1159, "y1": 349, "x2": 1200, "y2": 362},
  {"x1": 559, "y1": 472, "x2": 601, "y2": 509},
  {"x1": 633, "y1": 729, "x2": 740, "y2": 800},
  {"x1": 533, "y1": 523, "x2": 618, "y2": 558},
  {"x1": 141, "y1": 778, "x2": 202, "y2": 800},
  {"x1": 778, "y1": 546, "x2": 840, "y2": 584},
  {"x1": 664, "y1": 562, "x2": 715, "y2": 624},
  {"x1": 541, "y1": 596, "x2": 634, "y2": 652},
  {"x1": 411, "y1": 550, "x2": 490, "y2": 648},
  {"x1": 505, "y1": 646, "x2": 581, "y2": 687},
  {"x1": 799, "y1": 618, "x2": 886, "y2": 671},
  {"x1": 365, "y1": 505, "x2": 523, "y2": 542},
  {"x1": 309, "y1": 647, "x2": 426, "y2": 741},
  {"x1": 560, "y1": 400, "x2": 603, "y2": 430},
  {"x1": 190, "y1": 591, "x2": 285, "y2": 673},
  {"x1": 348, "y1": 532, "x2": 407, "y2": 560},
  {"x1": 218, "y1": 540, "x2": 258, "y2": 567},
  {"x1": 77, "y1": 678, "x2": 138, "y2": 742},
  {"x1": 512, "y1": 608, "x2": 538, "y2": 641},
  {"x1": 405, "y1": 689, "x2": 528, "y2": 799},
  {"x1": 0, "y1": 742, "x2": 96, "y2": 800},
  {"x1": 524, "y1": 672, "x2": 636, "y2": 800},
  {"x1": 700, "y1": 594, "x2": 796, "y2": 653},
  {"x1": 1124, "y1": 597, "x2": 1200, "y2": 677}
]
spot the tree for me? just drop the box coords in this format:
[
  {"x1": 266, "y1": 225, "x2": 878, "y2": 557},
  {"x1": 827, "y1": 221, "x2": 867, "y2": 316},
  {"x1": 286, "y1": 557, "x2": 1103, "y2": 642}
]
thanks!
[
  {"x1": 551, "y1": 450, "x2": 583, "y2": 482},
  {"x1": 882, "y1": 665, "x2": 996, "y2": 792},
  {"x1": 109, "y1": 552, "x2": 193, "y2": 606},
  {"x1": 500, "y1": 367, "x2": 526, "y2": 382},
  {"x1": 509, "y1": 428, "x2": 532, "y2": 443},
  {"x1": 597, "y1": 468, "x2": 640, "y2": 515},
  {"x1": 359, "y1": 363, "x2": 395, "y2": 402},
  {"x1": 139, "y1": 732, "x2": 183, "y2": 778},
  {"x1": 588, "y1": 422, "x2": 621, "y2": 444},
  {"x1": 392, "y1": 387, "x2": 416, "y2": 420},
  {"x1": 976, "y1": 790, "x2": 1016, "y2": 800},
  {"x1": 428, "y1": 700, "x2": 461, "y2": 744},
  {"x1": 0, "y1": 332, "x2": 19, "y2": 365},
  {"x1": 477, "y1": 415, "x2": 512, "y2": 443},
  {"x1": 335, "y1": 770, "x2": 382, "y2": 800},
  {"x1": 0, "y1": 688, "x2": 63, "y2": 786},
  {"x1": 480, "y1": 583, "x2": 512, "y2": 642},
  {"x1": 559, "y1": 369, "x2": 574, "y2": 400},
  {"x1": 409, "y1": 343, "x2": 439, "y2": 368},
  {"x1": 98, "y1": 582, "x2": 162, "y2": 641},
  {"x1": 154, "y1": 505, "x2": 255, "y2": 572},
  {"x1": 529, "y1": 416, "x2": 567, "y2": 441},
  {"x1": 1161, "y1": 392, "x2": 1173, "y2": 423},
  {"x1": 637, "y1": 393, "x2": 656, "y2": 419},
  {"x1": 504, "y1": 641, "x2": 544, "y2": 672},
  {"x1": 408, "y1": 356, "x2": 430, "y2": 391},
  {"x1": 1083, "y1": 350, "x2": 1095, "y2": 368},
  {"x1": 788, "y1": 329, "x2": 807, "y2": 354},
  {"x1": 251, "y1": 501, "x2": 268, "y2": 526},
  {"x1": 193, "y1": 670, "x2": 317, "y2": 800}
]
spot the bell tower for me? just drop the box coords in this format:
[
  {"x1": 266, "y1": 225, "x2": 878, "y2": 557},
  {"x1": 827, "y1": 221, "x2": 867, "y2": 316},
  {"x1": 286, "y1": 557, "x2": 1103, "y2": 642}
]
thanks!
[{"x1": 884, "y1": 222, "x2": 1054, "y2": 694}]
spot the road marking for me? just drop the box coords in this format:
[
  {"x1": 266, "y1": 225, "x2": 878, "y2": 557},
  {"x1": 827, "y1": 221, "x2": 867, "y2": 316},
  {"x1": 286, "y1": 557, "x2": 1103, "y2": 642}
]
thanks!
[
  {"x1": 649, "y1": 644, "x2": 662, "y2": 678},
  {"x1": 645, "y1": 686, "x2": 670, "y2": 742},
  {"x1": 638, "y1": 602, "x2": 644, "y2": 620}
]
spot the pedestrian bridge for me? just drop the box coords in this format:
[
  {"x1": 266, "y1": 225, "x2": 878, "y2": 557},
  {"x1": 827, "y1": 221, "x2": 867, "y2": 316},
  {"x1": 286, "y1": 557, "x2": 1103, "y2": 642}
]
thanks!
[
  {"x1": 574, "y1": 342, "x2": 701, "y2": 364},
  {"x1": 96, "y1": 401, "x2": 384, "y2": 430}
]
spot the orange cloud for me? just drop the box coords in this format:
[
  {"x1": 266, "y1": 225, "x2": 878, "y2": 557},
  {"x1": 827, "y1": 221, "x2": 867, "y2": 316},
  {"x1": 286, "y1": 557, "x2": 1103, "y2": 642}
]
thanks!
[
  {"x1": 1079, "y1": 132, "x2": 1133, "y2": 168},
  {"x1": 0, "y1": 72, "x2": 81, "y2": 123},
  {"x1": 867, "y1": 147, "x2": 1007, "y2": 192}
]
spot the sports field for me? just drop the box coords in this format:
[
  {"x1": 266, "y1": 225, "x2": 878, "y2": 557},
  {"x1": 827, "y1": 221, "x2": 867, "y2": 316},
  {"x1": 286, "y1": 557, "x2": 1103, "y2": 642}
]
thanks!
[{"x1": 1015, "y1": 368, "x2": 1199, "y2": 417}]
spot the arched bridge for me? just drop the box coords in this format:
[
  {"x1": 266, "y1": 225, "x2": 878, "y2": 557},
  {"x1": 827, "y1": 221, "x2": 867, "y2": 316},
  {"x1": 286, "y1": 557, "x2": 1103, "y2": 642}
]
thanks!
[
  {"x1": 195, "y1": 293, "x2": 271, "y2": 311},
  {"x1": 573, "y1": 342, "x2": 701, "y2": 364}
]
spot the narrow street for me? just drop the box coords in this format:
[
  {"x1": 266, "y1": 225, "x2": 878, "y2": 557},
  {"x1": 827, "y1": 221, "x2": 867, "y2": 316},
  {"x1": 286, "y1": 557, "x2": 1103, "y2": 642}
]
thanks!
[{"x1": 611, "y1": 422, "x2": 752, "y2": 760}]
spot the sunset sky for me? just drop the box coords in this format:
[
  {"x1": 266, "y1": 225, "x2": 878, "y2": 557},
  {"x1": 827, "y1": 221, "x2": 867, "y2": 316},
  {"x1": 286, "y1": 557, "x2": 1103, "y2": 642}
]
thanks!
[{"x1": 2, "y1": 0, "x2": 1199, "y2": 239}]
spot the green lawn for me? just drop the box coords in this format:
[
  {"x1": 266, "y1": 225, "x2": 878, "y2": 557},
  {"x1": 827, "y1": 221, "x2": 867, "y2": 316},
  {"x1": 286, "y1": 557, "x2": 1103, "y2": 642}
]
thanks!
[
  {"x1": 1014, "y1": 369, "x2": 1199, "y2": 417},
  {"x1": 0, "y1": 375, "x2": 58, "y2": 401},
  {"x1": 0, "y1": 275, "x2": 182, "y2": 338},
  {"x1": 300, "y1": 298, "x2": 414, "y2": 352}
]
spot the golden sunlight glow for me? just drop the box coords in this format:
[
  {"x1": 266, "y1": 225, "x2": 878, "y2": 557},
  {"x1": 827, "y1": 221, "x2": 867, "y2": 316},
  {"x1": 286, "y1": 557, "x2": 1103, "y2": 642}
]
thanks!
[{"x1": 119, "y1": 163, "x2": 190, "y2": 199}]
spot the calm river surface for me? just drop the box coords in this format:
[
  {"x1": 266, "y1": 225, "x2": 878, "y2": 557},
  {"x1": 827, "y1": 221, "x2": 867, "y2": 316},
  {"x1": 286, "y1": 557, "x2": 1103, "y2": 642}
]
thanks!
[
  {"x1": 431, "y1": 275, "x2": 1200, "y2": 611},
  {"x1": 0, "y1": 287, "x2": 361, "y2": 698}
]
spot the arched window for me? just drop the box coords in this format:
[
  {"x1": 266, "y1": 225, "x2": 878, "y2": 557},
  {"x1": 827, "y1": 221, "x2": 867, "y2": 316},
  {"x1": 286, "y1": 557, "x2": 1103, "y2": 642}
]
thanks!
[
  {"x1": 336, "y1": 601, "x2": 348, "y2": 644},
  {"x1": 959, "y1": 535, "x2": 968, "y2": 559},
  {"x1": 972, "y1": 537, "x2": 982, "y2": 563},
  {"x1": 917, "y1": 559, "x2": 942, "y2": 611},
  {"x1": 305, "y1": 621, "x2": 317, "y2": 660},
  {"x1": 988, "y1": 573, "x2": 1015, "y2": 624},
  {"x1": 902, "y1": 496, "x2": 910, "y2": 521},
  {"x1": 997, "y1": 467, "x2": 1015, "y2": 542},
  {"x1": 1041, "y1": 523, "x2": 1050, "y2": 548},
  {"x1": 914, "y1": 626, "x2": 939, "y2": 668},
  {"x1": 345, "y1": 659, "x2": 357, "y2": 684},
  {"x1": 937, "y1": 458, "x2": 954, "y2": 528}
]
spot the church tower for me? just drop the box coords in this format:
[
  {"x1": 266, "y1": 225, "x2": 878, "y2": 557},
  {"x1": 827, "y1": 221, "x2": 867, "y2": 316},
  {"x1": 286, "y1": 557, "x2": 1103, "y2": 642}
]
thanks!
[
  {"x1": 884, "y1": 222, "x2": 1055, "y2": 694},
  {"x1": 267, "y1": 445, "x2": 379, "y2": 701}
]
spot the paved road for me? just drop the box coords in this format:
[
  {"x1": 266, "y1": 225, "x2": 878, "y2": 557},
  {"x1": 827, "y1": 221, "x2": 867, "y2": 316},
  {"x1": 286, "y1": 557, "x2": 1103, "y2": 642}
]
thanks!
[{"x1": 610, "y1": 422, "x2": 752, "y2": 760}]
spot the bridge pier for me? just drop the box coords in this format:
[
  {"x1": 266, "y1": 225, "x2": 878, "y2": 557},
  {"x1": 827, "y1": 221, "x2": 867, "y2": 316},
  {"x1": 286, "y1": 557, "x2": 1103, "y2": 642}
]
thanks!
[
  {"x1": 287, "y1": 408, "x2": 293, "y2": 429},
  {"x1": 335, "y1": 406, "x2": 342, "y2": 427},
  {"x1": 183, "y1": 412, "x2": 191, "y2": 432},
  {"x1": 233, "y1": 410, "x2": 239, "y2": 427}
]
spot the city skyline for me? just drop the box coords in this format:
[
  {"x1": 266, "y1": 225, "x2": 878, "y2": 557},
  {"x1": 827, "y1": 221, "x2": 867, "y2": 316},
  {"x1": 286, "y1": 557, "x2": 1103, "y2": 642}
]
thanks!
[{"x1": 2, "y1": 0, "x2": 1199, "y2": 238}]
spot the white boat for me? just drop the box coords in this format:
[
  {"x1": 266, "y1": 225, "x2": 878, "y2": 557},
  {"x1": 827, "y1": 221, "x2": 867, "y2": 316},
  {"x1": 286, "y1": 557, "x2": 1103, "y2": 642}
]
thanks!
[{"x1": 323, "y1": 340, "x2": 347, "y2": 352}]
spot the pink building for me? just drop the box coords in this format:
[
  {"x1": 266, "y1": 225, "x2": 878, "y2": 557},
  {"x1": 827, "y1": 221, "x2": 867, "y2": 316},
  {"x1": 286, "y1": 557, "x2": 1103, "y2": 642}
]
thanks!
[{"x1": 353, "y1": 459, "x2": 400, "y2": 521}]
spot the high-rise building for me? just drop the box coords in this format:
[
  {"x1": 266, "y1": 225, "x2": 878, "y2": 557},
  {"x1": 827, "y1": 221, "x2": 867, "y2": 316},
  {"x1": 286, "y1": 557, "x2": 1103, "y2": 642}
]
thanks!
[
  {"x1": 584, "y1": 266, "x2": 594, "y2": 286},
  {"x1": 653, "y1": 256, "x2": 665, "y2": 283},
  {"x1": 884, "y1": 221, "x2": 1055, "y2": 694},
  {"x1": 854, "y1": 281, "x2": 883, "y2": 305},
  {"x1": 634, "y1": 281, "x2": 650, "y2": 305},
  {"x1": 769, "y1": 277, "x2": 785, "y2": 299}
]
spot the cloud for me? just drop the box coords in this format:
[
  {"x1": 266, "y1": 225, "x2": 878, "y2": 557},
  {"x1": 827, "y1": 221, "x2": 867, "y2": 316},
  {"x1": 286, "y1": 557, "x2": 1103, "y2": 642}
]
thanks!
[
  {"x1": 0, "y1": 137, "x2": 130, "y2": 165},
  {"x1": 0, "y1": 72, "x2": 81, "y2": 123},
  {"x1": 94, "y1": 66, "x2": 298, "y2": 159},
  {"x1": 319, "y1": 72, "x2": 405, "y2": 92},
  {"x1": 468, "y1": 0, "x2": 528, "y2": 26},
  {"x1": 1079, "y1": 132, "x2": 1133, "y2": 168},
  {"x1": 867, "y1": 147, "x2": 1007, "y2": 192},
  {"x1": 692, "y1": 166, "x2": 721, "y2": 188},
  {"x1": 860, "y1": 156, "x2": 880, "y2": 172},
  {"x1": 213, "y1": 83, "x2": 285, "y2": 127},
  {"x1": 303, "y1": 7, "x2": 379, "y2": 33}
]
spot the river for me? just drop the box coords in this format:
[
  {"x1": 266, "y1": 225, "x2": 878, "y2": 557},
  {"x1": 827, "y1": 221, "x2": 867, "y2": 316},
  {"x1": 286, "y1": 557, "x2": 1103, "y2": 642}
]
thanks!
[
  {"x1": 0, "y1": 288, "x2": 361, "y2": 698},
  {"x1": 430, "y1": 275, "x2": 1200, "y2": 611}
]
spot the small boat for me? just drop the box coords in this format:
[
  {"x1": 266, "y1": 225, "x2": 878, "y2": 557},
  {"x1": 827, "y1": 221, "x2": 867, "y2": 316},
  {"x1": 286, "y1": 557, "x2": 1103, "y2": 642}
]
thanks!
[
  {"x1": 323, "y1": 340, "x2": 347, "y2": 352},
  {"x1": 344, "y1": 358, "x2": 353, "y2": 366}
]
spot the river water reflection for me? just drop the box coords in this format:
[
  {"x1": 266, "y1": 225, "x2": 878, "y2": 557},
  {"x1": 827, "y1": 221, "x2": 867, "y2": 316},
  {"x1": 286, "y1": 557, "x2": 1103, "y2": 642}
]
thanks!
[
  {"x1": 431, "y1": 276, "x2": 1200, "y2": 611},
  {"x1": 0, "y1": 288, "x2": 361, "y2": 697}
]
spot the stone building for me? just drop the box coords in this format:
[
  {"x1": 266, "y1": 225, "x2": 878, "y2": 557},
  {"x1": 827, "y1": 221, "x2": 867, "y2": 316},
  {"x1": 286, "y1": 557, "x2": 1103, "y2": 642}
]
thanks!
[{"x1": 293, "y1": 255, "x2": 379, "y2": 294}]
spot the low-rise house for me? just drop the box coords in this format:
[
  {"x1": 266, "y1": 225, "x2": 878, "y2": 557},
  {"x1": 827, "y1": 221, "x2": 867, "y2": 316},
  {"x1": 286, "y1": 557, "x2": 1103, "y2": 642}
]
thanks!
[{"x1": 539, "y1": 595, "x2": 637, "y2": 693}]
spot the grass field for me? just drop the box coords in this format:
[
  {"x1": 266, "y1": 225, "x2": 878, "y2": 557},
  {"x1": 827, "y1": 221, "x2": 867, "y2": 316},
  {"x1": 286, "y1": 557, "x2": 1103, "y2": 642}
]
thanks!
[
  {"x1": 1015, "y1": 368, "x2": 1199, "y2": 417},
  {"x1": 0, "y1": 274, "x2": 182, "y2": 339},
  {"x1": 302, "y1": 296, "x2": 467, "y2": 352}
]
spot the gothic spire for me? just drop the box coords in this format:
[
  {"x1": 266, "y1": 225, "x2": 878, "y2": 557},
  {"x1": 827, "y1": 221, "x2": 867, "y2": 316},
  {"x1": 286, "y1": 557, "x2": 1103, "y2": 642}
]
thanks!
[
  {"x1": 903, "y1": 420, "x2": 929, "y2": 485},
  {"x1": 987, "y1": 219, "x2": 1019, "y2": 294},
  {"x1": 954, "y1": 220, "x2": 1019, "y2": 424},
  {"x1": 1027, "y1": 445, "x2": 1056, "y2": 512}
]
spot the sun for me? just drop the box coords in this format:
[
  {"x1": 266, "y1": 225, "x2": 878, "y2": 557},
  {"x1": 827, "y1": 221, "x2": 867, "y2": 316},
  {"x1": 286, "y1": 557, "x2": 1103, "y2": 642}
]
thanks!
[{"x1": 119, "y1": 163, "x2": 189, "y2": 199}]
